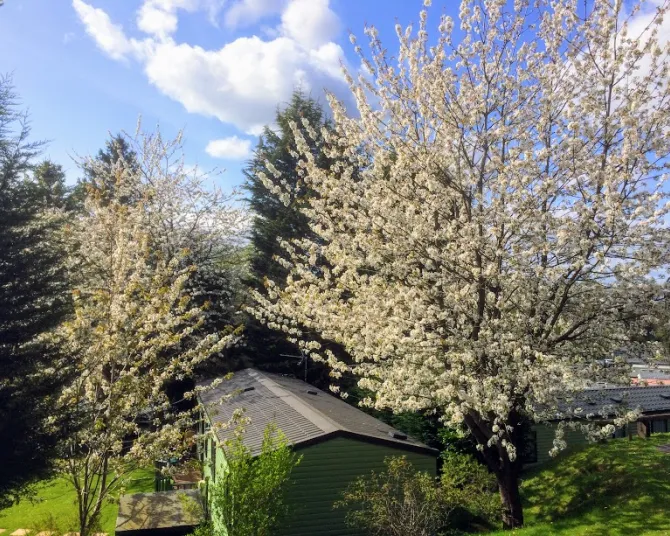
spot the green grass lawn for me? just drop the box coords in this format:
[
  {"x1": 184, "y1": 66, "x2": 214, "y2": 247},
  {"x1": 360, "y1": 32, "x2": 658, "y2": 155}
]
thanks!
[
  {"x1": 0, "y1": 468, "x2": 154, "y2": 535},
  {"x1": 490, "y1": 433, "x2": 670, "y2": 535}
]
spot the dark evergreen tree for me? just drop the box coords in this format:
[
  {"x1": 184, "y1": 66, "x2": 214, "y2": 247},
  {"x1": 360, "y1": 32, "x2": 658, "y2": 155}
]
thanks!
[
  {"x1": 243, "y1": 92, "x2": 340, "y2": 383},
  {"x1": 31, "y1": 159, "x2": 79, "y2": 211},
  {"x1": 71, "y1": 134, "x2": 140, "y2": 207},
  {"x1": 0, "y1": 75, "x2": 71, "y2": 506},
  {"x1": 0, "y1": 75, "x2": 41, "y2": 184}
]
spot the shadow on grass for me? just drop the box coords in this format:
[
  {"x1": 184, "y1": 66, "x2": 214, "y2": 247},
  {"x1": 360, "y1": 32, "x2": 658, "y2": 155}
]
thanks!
[{"x1": 516, "y1": 434, "x2": 670, "y2": 535}]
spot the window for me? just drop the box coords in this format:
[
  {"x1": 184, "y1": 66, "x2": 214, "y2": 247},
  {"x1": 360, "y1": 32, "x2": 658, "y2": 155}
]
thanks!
[
  {"x1": 521, "y1": 430, "x2": 538, "y2": 464},
  {"x1": 651, "y1": 419, "x2": 668, "y2": 434}
]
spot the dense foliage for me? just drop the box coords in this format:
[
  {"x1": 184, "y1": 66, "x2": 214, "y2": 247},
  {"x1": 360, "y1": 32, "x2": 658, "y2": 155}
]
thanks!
[
  {"x1": 209, "y1": 423, "x2": 301, "y2": 536},
  {"x1": 251, "y1": 0, "x2": 670, "y2": 527},
  {"x1": 0, "y1": 75, "x2": 71, "y2": 506},
  {"x1": 338, "y1": 454, "x2": 499, "y2": 535}
]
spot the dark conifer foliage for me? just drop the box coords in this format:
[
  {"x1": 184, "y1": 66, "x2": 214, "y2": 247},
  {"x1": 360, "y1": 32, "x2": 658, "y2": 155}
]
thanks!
[
  {"x1": 71, "y1": 134, "x2": 140, "y2": 207},
  {"x1": 242, "y1": 92, "x2": 338, "y2": 382},
  {"x1": 31, "y1": 159, "x2": 79, "y2": 211},
  {"x1": 0, "y1": 75, "x2": 70, "y2": 506}
]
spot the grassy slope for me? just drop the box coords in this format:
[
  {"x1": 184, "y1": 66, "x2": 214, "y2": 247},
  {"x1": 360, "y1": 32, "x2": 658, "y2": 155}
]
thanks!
[
  {"x1": 490, "y1": 433, "x2": 670, "y2": 535},
  {"x1": 0, "y1": 469, "x2": 154, "y2": 535}
]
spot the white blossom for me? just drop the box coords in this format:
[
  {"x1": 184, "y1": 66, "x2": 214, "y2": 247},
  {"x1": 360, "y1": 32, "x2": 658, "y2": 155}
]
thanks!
[
  {"x1": 48, "y1": 127, "x2": 245, "y2": 536},
  {"x1": 249, "y1": 0, "x2": 670, "y2": 496}
]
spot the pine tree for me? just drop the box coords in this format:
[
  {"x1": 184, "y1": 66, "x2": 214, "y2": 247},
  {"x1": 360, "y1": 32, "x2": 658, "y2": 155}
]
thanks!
[
  {"x1": 0, "y1": 75, "x2": 70, "y2": 506},
  {"x1": 71, "y1": 134, "x2": 140, "y2": 207},
  {"x1": 243, "y1": 92, "x2": 333, "y2": 377},
  {"x1": 32, "y1": 159, "x2": 78, "y2": 211}
]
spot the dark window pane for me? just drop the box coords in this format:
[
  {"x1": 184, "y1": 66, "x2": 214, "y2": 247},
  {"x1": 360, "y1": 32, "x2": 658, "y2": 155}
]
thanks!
[{"x1": 521, "y1": 430, "x2": 538, "y2": 464}]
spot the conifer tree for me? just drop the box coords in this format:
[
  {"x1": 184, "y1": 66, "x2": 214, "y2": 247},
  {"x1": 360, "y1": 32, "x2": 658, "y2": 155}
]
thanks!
[
  {"x1": 32, "y1": 159, "x2": 78, "y2": 210},
  {"x1": 70, "y1": 134, "x2": 140, "y2": 208},
  {"x1": 243, "y1": 92, "x2": 332, "y2": 376},
  {"x1": 0, "y1": 75, "x2": 70, "y2": 505}
]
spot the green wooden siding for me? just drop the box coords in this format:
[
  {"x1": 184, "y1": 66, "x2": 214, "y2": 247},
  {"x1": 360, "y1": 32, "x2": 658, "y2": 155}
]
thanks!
[
  {"x1": 200, "y1": 433, "x2": 436, "y2": 536},
  {"x1": 202, "y1": 436, "x2": 227, "y2": 482},
  {"x1": 201, "y1": 435, "x2": 228, "y2": 536},
  {"x1": 279, "y1": 436, "x2": 437, "y2": 536},
  {"x1": 529, "y1": 422, "x2": 638, "y2": 466}
]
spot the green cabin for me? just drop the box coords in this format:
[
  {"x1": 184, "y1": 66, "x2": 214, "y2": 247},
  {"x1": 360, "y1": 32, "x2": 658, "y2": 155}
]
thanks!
[
  {"x1": 524, "y1": 385, "x2": 670, "y2": 466},
  {"x1": 197, "y1": 368, "x2": 438, "y2": 536}
]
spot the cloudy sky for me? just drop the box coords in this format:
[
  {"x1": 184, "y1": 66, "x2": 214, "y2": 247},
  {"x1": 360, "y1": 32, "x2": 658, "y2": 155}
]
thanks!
[{"x1": 0, "y1": 0, "x2": 426, "y2": 188}]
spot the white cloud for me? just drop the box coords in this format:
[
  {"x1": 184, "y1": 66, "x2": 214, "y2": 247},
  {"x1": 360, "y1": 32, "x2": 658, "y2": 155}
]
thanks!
[
  {"x1": 72, "y1": 0, "x2": 135, "y2": 60},
  {"x1": 224, "y1": 0, "x2": 287, "y2": 29},
  {"x1": 280, "y1": 0, "x2": 340, "y2": 49},
  {"x1": 63, "y1": 32, "x2": 76, "y2": 44},
  {"x1": 137, "y1": 0, "x2": 211, "y2": 37},
  {"x1": 73, "y1": 0, "x2": 347, "y2": 134},
  {"x1": 137, "y1": 3, "x2": 180, "y2": 36},
  {"x1": 142, "y1": 36, "x2": 345, "y2": 134},
  {"x1": 205, "y1": 136, "x2": 253, "y2": 159}
]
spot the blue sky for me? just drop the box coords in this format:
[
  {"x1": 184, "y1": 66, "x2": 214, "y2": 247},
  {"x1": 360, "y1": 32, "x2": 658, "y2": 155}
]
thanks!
[{"x1": 0, "y1": 0, "x2": 435, "y2": 189}]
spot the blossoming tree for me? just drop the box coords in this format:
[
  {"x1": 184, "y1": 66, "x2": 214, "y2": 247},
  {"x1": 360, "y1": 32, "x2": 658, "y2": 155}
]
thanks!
[
  {"x1": 251, "y1": 0, "x2": 670, "y2": 527},
  {"x1": 52, "y1": 129, "x2": 244, "y2": 536}
]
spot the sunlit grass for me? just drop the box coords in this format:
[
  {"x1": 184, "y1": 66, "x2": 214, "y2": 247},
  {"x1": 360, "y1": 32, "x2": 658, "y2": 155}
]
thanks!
[
  {"x1": 0, "y1": 468, "x2": 154, "y2": 535},
  {"x1": 489, "y1": 433, "x2": 670, "y2": 535}
]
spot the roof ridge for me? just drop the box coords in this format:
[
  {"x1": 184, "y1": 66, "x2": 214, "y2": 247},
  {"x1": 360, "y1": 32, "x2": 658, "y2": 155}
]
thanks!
[
  {"x1": 249, "y1": 369, "x2": 342, "y2": 435},
  {"x1": 592, "y1": 384, "x2": 670, "y2": 391}
]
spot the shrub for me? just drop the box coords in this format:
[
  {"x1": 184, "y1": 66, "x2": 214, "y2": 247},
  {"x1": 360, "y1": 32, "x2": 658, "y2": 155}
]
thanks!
[
  {"x1": 337, "y1": 456, "x2": 447, "y2": 536},
  {"x1": 338, "y1": 454, "x2": 500, "y2": 536},
  {"x1": 210, "y1": 423, "x2": 301, "y2": 536},
  {"x1": 440, "y1": 452, "x2": 501, "y2": 530}
]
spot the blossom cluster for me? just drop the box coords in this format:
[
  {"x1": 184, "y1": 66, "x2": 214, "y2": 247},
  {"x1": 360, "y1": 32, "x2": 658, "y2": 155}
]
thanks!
[
  {"x1": 49, "y1": 128, "x2": 245, "y2": 530},
  {"x1": 251, "y1": 0, "x2": 670, "y2": 459}
]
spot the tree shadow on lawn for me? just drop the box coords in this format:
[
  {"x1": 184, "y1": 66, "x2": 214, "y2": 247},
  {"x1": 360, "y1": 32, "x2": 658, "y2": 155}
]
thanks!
[{"x1": 520, "y1": 435, "x2": 670, "y2": 535}]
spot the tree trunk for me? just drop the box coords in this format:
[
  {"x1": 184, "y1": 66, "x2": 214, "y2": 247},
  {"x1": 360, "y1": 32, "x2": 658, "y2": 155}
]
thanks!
[
  {"x1": 464, "y1": 412, "x2": 525, "y2": 530},
  {"x1": 497, "y1": 462, "x2": 524, "y2": 530}
]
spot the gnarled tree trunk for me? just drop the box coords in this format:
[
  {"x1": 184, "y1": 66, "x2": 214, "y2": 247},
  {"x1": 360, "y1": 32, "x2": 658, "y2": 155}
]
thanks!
[
  {"x1": 465, "y1": 411, "x2": 525, "y2": 530},
  {"x1": 497, "y1": 454, "x2": 524, "y2": 529}
]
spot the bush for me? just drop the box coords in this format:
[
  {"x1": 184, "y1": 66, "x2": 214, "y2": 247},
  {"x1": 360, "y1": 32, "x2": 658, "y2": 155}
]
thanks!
[
  {"x1": 337, "y1": 456, "x2": 447, "y2": 536},
  {"x1": 440, "y1": 452, "x2": 501, "y2": 531},
  {"x1": 337, "y1": 454, "x2": 500, "y2": 536},
  {"x1": 210, "y1": 423, "x2": 301, "y2": 536}
]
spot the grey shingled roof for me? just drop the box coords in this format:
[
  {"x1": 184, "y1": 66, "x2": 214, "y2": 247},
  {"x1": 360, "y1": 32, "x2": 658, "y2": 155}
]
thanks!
[
  {"x1": 566, "y1": 384, "x2": 670, "y2": 418},
  {"x1": 198, "y1": 368, "x2": 437, "y2": 456},
  {"x1": 631, "y1": 368, "x2": 670, "y2": 381}
]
